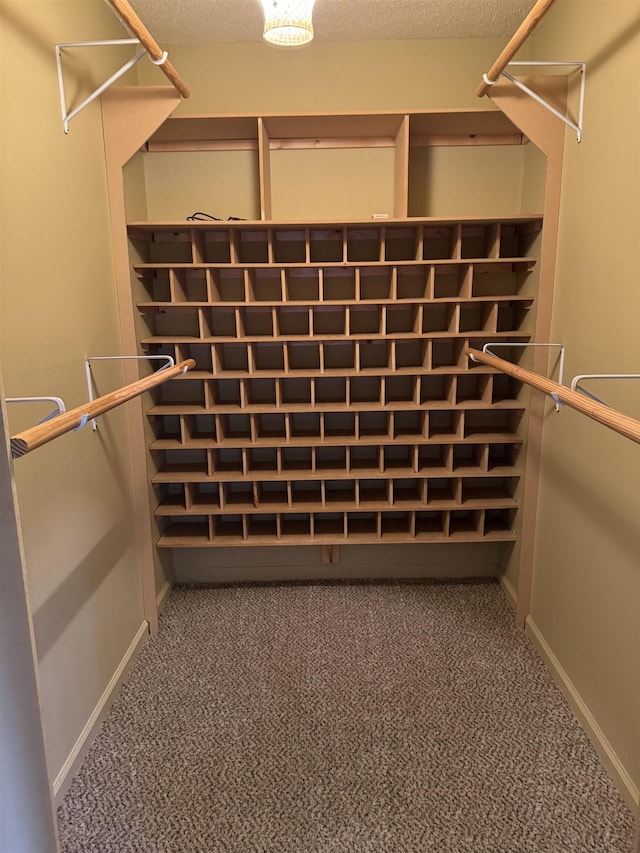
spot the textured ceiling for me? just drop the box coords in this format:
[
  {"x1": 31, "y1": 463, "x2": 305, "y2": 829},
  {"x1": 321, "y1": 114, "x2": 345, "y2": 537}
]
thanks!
[{"x1": 126, "y1": 0, "x2": 537, "y2": 45}]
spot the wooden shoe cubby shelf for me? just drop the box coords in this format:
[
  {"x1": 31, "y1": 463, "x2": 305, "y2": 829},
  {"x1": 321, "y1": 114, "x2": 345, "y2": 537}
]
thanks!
[{"x1": 129, "y1": 215, "x2": 542, "y2": 547}]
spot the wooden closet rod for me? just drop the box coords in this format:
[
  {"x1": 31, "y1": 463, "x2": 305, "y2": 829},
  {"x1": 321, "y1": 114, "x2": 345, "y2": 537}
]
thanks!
[
  {"x1": 105, "y1": 0, "x2": 190, "y2": 98},
  {"x1": 10, "y1": 359, "x2": 195, "y2": 459},
  {"x1": 476, "y1": 0, "x2": 557, "y2": 97},
  {"x1": 466, "y1": 347, "x2": 640, "y2": 445}
]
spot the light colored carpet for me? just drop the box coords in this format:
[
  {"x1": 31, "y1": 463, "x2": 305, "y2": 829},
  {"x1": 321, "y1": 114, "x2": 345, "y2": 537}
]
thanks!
[{"x1": 57, "y1": 580, "x2": 634, "y2": 852}]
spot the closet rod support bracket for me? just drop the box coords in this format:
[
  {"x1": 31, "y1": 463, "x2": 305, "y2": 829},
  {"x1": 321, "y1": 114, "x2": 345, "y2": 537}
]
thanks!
[
  {"x1": 85, "y1": 355, "x2": 175, "y2": 430},
  {"x1": 470, "y1": 343, "x2": 566, "y2": 411}
]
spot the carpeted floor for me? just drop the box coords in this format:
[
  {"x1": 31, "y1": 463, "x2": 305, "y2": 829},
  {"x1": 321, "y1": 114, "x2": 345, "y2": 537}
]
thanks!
[{"x1": 57, "y1": 580, "x2": 635, "y2": 852}]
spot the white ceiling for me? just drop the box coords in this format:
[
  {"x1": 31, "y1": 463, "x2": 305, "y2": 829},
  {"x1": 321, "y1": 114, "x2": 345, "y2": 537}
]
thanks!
[{"x1": 125, "y1": 0, "x2": 537, "y2": 45}]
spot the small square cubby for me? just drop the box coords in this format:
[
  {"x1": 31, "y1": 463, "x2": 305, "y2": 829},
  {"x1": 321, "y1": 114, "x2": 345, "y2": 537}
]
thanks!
[
  {"x1": 433, "y1": 266, "x2": 464, "y2": 299},
  {"x1": 309, "y1": 228, "x2": 343, "y2": 263},
  {"x1": 384, "y1": 375, "x2": 416, "y2": 405},
  {"x1": 415, "y1": 511, "x2": 446, "y2": 537},
  {"x1": 431, "y1": 340, "x2": 465, "y2": 370},
  {"x1": 190, "y1": 483, "x2": 220, "y2": 510},
  {"x1": 471, "y1": 263, "x2": 521, "y2": 298},
  {"x1": 222, "y1": 481, "x2": 254, "y2": 509},
  {"x1": 449, "y1": 509, "x2": 483, "y2": 536},
  {"x1": 256, "y1": 413, "x2": 286, "y2": 440},
  {"x1": 499, "y1": 223, "x2": 538, "y2": 258},
  {"x1": 422, "y1": 304, "x2": 454, "y2": 333},
  {"x1": 386, "y1": 305, "x2": 419, "y2": 334},
  {"x1": 383, "y1": 444, "x2": 414, "y2": 472},
  {"x1": 209, "y1": 307, "x2": 237, "y2": 338},
  {"x1": 241, "y1": 306, "x2": 274, "y2": 338},
  {"x1": 452, "y1": 444, "x2": 484, "y2": 472},
  {"x1": 182, "y1": 414, "x2": 216, "y2": 442},
  {"x1": 246, "y1": 377, "x2": 277, "y2": 406},
  {"x1": 347, "y1": 512, "x2": 378, "y2": 537},
  {"x1": 158, "y1": 378, "x2": 205, "y2": 406},
  {"x1": 384, "y1": 227, "x2": 418, "y2": 262},
  {"x1": 211, "y1": 514, "x2": 244, "y2": 542},
  {"x1": 281, "y1": 513, "x2": 311, "y2": 538},
  {"x1": 428, "y1": 410, "x2": 461, "y2": 439},
  {"x1": 417, "y1": 445, "x2": 450, "y2": 473},
  {"x1": 458, "y1": 303, "x2": 495, "y2": 334},
  {"x1": 395, "y1": 340, "x2": 428, "y2": 369},
  {"x1": 358, "y1": 479, "x2": 388, "y2": 506},
  {"x1": 214, "y1": 344, "x2": 249, "y2": 374},
  {"x1": 460, "y1": 224, "x2": 496, "y2": 259},
  {"x1": 280, "y1": 377, "x2": 312, "y2": 405},
  {"x1": 285, "y1": 270, "x2": 319, "y2": 302},
  {"x1": 252, "y1": 343, "x2": 285, "y2": 372},
  {"x1": 359, "y1": 269, "x2": 391, "y2": 301},
  {"x1": 247, "y1": 269, "x2": 282, "y2": 303},
  {"x1": 427, "y1": 478, "x2": 459, "y2": 506},
  {"x1": 359, "y1": 340, "x2": 389, "y2": 370},
  {"x1": 396, "y1": 268, "x2": 428, "y2": 300},
  {"x1": 210, "y1": 269, "x2": 245, "y2": 302},
  {"x1": 278, "y1": 306, "x2": 310, "y2": 337},
  {"x1": 287, "y1": 342, "x2": 320, "y2": 371},
  {"x1": 484, "y1": 508, "x2": 517, "y2": 536},
  {"x1": 211, "y1": 379, "x2": 242, "y2": 407},
  {"x1": 497, "y1": 301, "x2": 529, "y2": 332},
  {"x1": 139, "y1": 270, "x2": 170, "y2": 303},
  {"x1": 491, "y1": 375, "x2": 523, "y2": 403},
  {"x1": 463, "y1": 476, "x2": 516, "y2": 504},
  {"x1": 290, "y1": 412, "x2": 321, "y2": 438},
  {"x1": 380, "y1": 511, "x2": 411, "y2": 538},
  {"x1": 393, "y1": 410, "x2": 425, "y2": 438},
  {"x1": 392, "y1": 478, "x2": 422, "y2": 505},
  {"x1": 199, "y1": 230, "x2": 232, "y2": 264},
  {"x1": 257, "y1": 481, "x2": 288, "y2": 507},
  {"x1": 315, "y1": 446, "x2": 347, "y2": 473},
  {"x1": 155, "y1": 482, "x2": 186, "y2": 510},
  {"x1": 149, "y1": 413, "x2": 180, "y2": 442},
  {"x1": 323, "y1": 269, "x2": 355, "y2": 302},
  {"x1": 324, "y1": 412, "x2": 356, "y2": 438},
  {"x1": 247, "y1": 514, "x2": 279, "y2": 540},
  {"x1": 281, "y1": 446, "x2": 312, "y2": 473},
  {"x1": 420, "y1": 374, "x2": 453, "y2": 404},
  {"x1": 359, "y1": 411, "x2": 390, "y2": 438},
  {"x1": 346, "y1": 227, "x2": 381, "y2": 262},
  {"x1": 349, "y1": 445, "x2": 380, "y2": 473},
  {"x1": 324, "y1": 342, "x2": 355, "y2": 371},
  {"x1": 172, "y1": 269, "x2": 208, "y2": 303},
  {"x1": 273, "y1": 229, "x2": 307, "y2": 263},
  {"x1": 315, "y1": 376, "x2": 347, "y2": 405},
  {"x1": 313, "y1": 512, "x2": 345, "y2": 538},
  {"x1": 487, "y1": 442, "x2": 522, "y2": 470},
  {"x1": 185, "y1": 343, "x2": 213, "y2": 372},
  {"x1": 218, "y1": 413, "x2": 252, "y2": 441},
  {"x1": 148, "y1": 231, "x2": 193, "y2": 264},
  {"x1": 236, "y1": 229, "x2": 269, "y2": 264},
  {"x1": 291, "y1": 480, "x2": 322, "y2": 506},
  {"x1": 313, "y1": 306, "x2": 346, "y2": 336},
  {"x1": 464, "y1": 409, "x2": 523, "y2": 438},
  {"x1": 455, "y1": 374, "x2": 491, "y2": 404},
  {"x1": 211, "y1": 448, "x2": 244, "y2": 474},
  {"x1": 422, "y1": 225, "x2": 457, "y2": 260},
  {"x1": 350, "y1": 376, "x2": 381, "y2": 405},
  {"x1": 349, "y1": 305, "x2": 381, "y2": 335},
  {"x1": 162, "y1": 448, "x2": 208, "y2": 476},
  {"x1": 324, "y1": 479, "x2": 356, "y2": 506}
]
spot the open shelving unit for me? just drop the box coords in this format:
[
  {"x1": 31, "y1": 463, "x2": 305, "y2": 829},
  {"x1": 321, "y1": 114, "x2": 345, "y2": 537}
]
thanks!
[{"x1": 128, "y1": 207, "x2": 542, "y2": 547}]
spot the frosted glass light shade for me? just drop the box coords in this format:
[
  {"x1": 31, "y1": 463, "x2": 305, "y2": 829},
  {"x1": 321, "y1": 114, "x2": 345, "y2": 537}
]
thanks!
[{"x1": 259, "y1": 0, "x2": 316, "y2": 46}]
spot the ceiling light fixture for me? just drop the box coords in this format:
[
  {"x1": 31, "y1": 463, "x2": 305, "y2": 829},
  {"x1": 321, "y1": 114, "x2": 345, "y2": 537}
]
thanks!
[{"x1": 259, "y1": 0, "x2": 316, "y2": 47}]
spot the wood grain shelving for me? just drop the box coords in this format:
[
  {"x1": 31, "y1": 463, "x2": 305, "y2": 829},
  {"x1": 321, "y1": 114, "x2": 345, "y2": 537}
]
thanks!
[{"x1": 128, "y1": 216, "x2": 541, "y2": 547}]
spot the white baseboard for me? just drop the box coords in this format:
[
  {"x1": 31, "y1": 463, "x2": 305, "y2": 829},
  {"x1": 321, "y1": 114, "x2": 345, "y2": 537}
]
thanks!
[
  {"x1": 53, "y1": 621, "x2": 148, "y2": 806},
  {"x1": 526, "y1": 616, "x2": 639, "y2": 813}
]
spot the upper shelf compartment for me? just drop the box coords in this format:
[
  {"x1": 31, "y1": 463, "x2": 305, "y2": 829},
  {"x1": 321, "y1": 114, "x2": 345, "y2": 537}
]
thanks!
[{"x1": 141, "y1": 109, "x2": 528, "y2": 222}]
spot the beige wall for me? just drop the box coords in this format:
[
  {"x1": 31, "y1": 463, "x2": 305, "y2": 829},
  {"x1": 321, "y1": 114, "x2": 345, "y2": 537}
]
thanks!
[
  {"x1": 525, "y1": 0, "x2": 640, "y2": 805},
  {"x1": 0, "y1": 0, "x2": 148, "y2": 795}
]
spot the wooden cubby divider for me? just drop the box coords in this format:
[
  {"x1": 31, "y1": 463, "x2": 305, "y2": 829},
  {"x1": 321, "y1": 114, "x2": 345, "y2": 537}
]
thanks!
[{"x1": 130, "y1": 215, "x2": 540, "y2": 547}]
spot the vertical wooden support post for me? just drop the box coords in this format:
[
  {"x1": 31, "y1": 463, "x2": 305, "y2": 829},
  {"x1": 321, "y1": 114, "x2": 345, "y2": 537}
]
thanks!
[
  {"x1": 258, "y1": 117, "x2": 272, "y2": 221},
  {"x1": 101, "y1": 86, "x2": 180, "y2": 634},
  {"x1": 394, "y1": 115, "x2": 410, "y2": 218}
]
